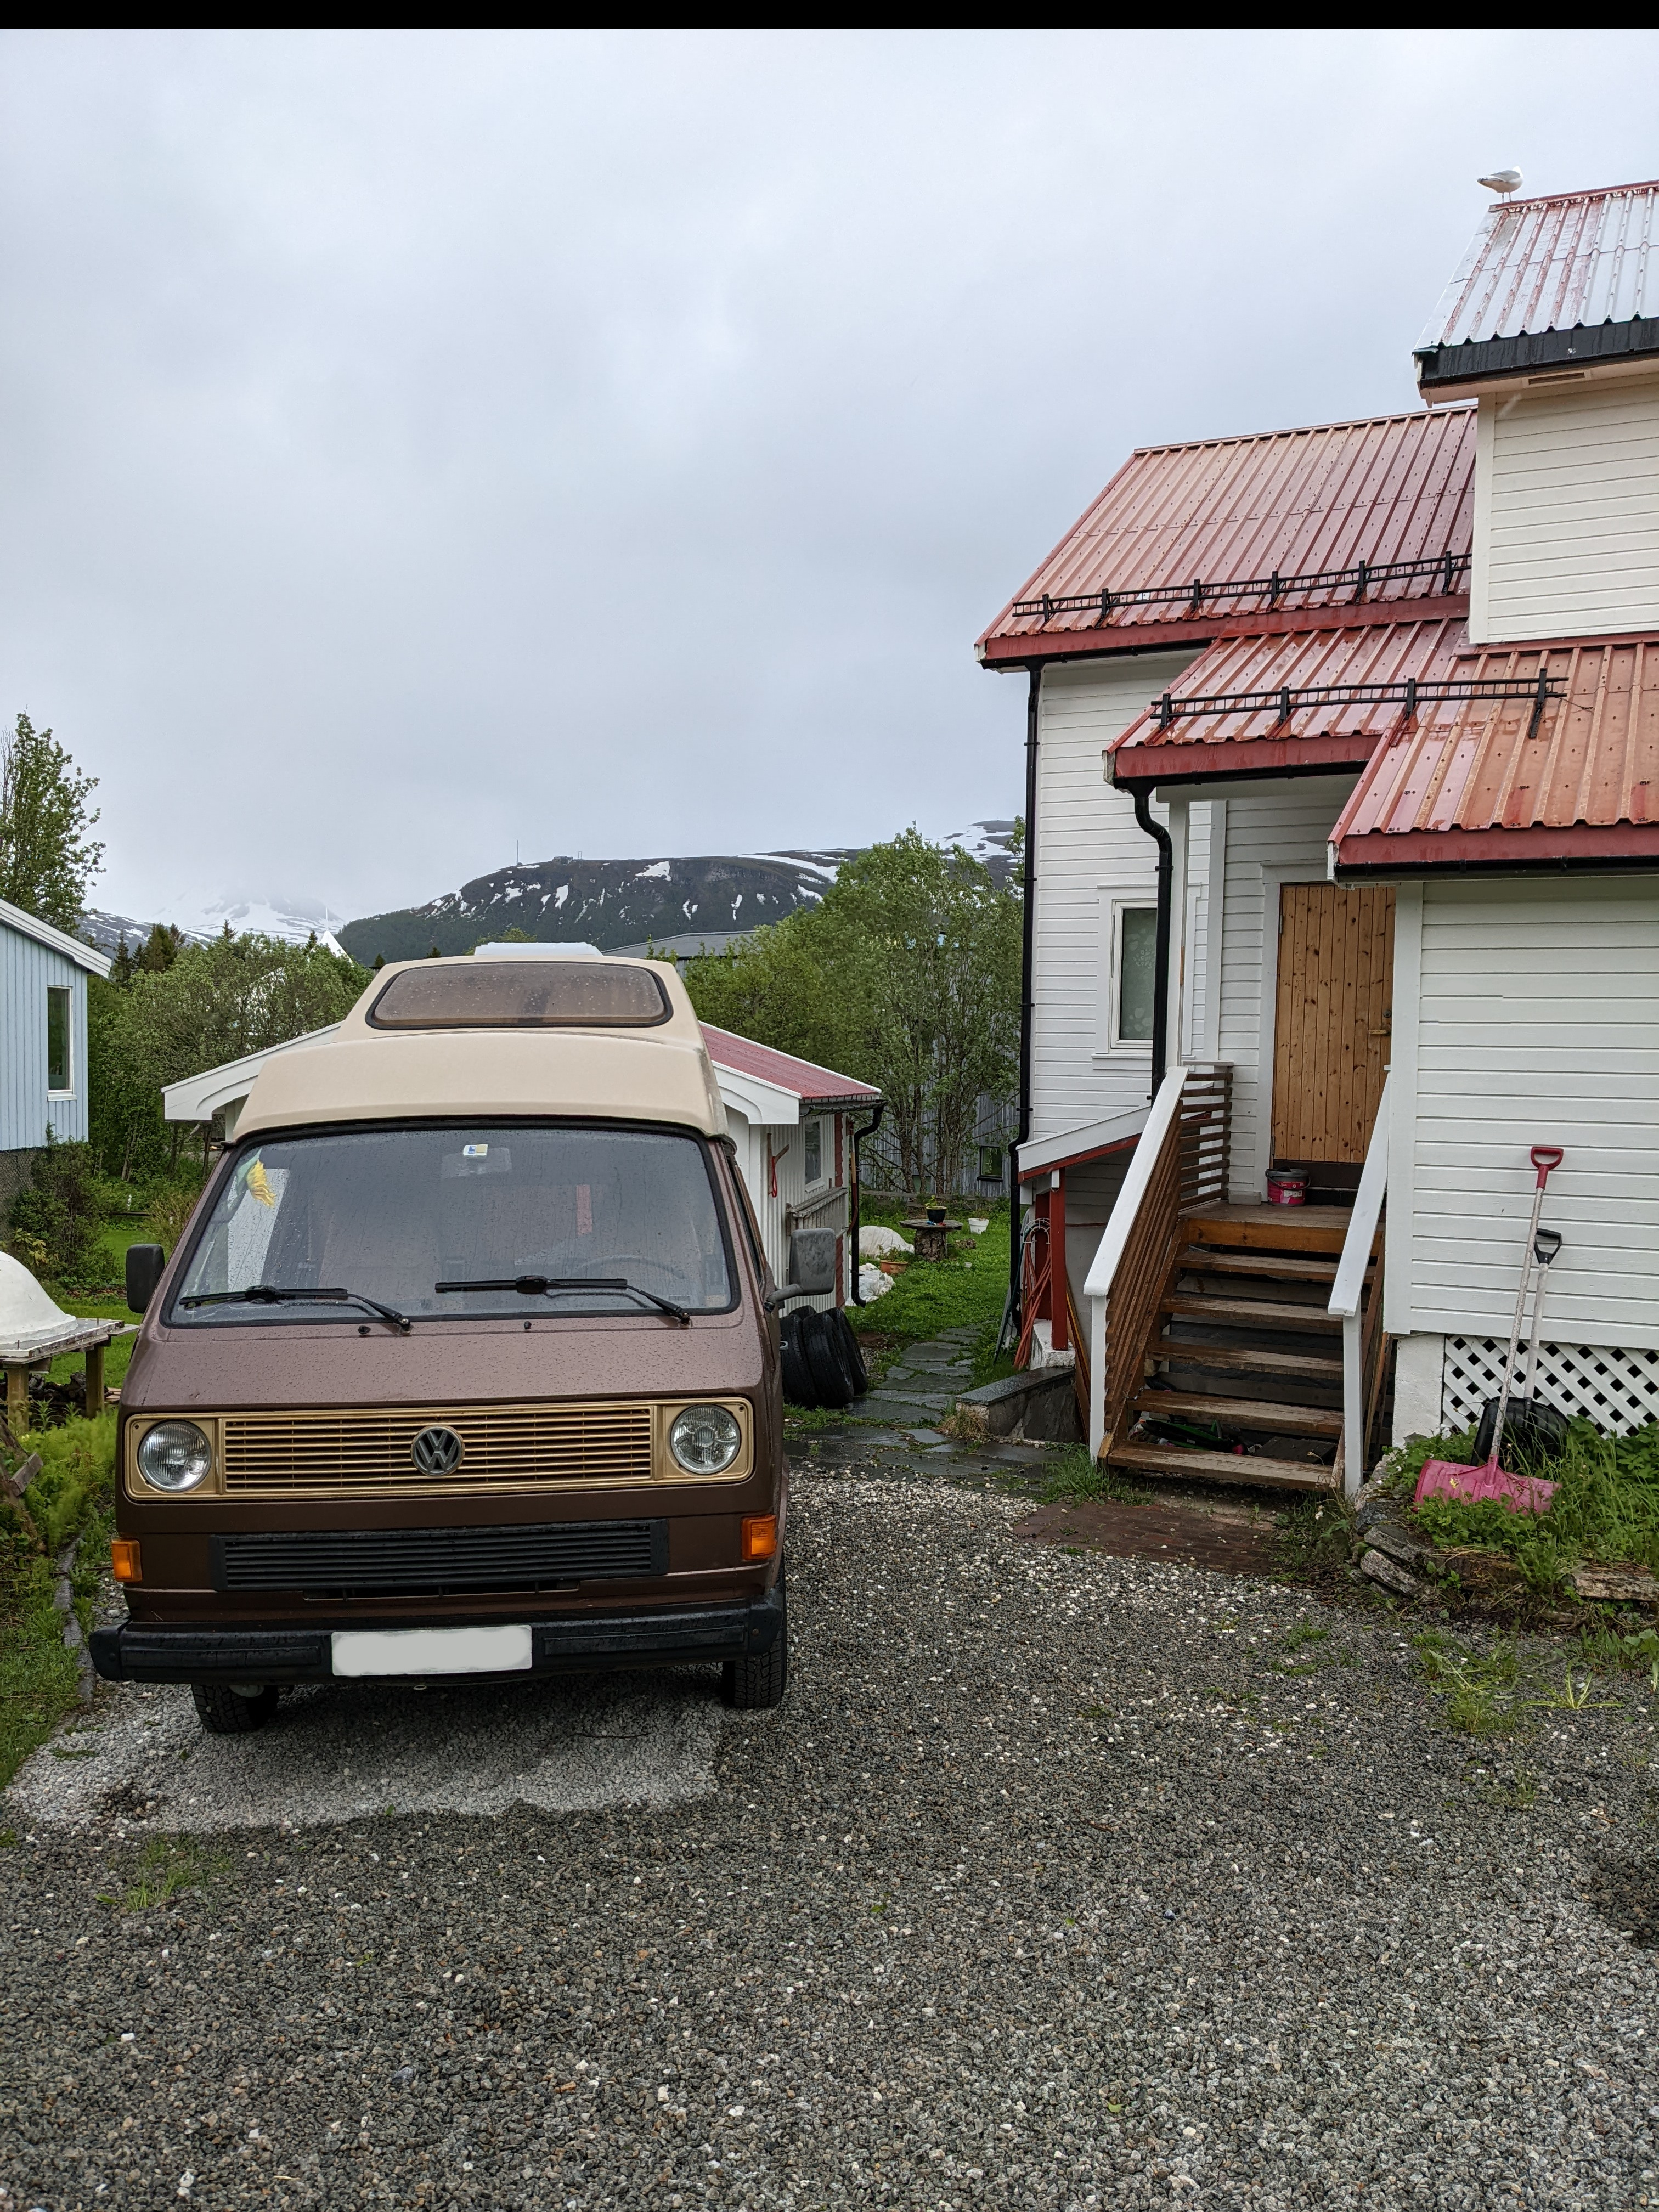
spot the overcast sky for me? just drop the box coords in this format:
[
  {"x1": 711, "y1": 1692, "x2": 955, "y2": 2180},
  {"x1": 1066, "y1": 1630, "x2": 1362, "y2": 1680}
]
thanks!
[{"x1": 2, "y1": 30, "x2": 1655, "y2": 927}]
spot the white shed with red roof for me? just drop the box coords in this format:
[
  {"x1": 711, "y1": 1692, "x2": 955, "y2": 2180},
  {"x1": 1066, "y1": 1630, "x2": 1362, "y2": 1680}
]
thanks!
[{"x1": 698, "y1": 1024, "x2": 882, "y2": 1314}]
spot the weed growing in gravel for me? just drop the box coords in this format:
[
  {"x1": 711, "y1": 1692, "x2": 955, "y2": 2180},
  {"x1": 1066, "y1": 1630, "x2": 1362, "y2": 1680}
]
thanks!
[
  {"x1": 1413, "y1": 1631, "x2": 1526, "y2": 1736},
  {"x1": 1275, "y1": 1494, "x2": 1354, "y2": 1592},
  {"x1": 1471, "y1": 1764, "x2": 1541, "y2": 1809},
  {"x1": 108, "y1": 1836, "x2": 230, "y2": 1913},
  {"x1": 1526, "y1": 1666, "x2": 1616, "y2": 1713}
]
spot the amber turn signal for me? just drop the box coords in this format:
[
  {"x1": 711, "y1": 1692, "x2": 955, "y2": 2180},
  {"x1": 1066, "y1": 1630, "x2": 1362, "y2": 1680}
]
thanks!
[
  {"x1": 740, "y1": 1513, "x2": 778, "y2": 1563},
  {"x1": 111, "y1": 1538, "x2": 141, "y2": 1584}
]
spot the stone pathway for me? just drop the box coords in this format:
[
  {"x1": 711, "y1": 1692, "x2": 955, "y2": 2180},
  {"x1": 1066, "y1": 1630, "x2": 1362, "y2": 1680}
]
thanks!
[
  {"x1": 855, "y1": 1322, "x2": 980, "y2": 1438},
  {"x1": 788, "y1": 1325, "x2": 1064, "y2": 1494}
]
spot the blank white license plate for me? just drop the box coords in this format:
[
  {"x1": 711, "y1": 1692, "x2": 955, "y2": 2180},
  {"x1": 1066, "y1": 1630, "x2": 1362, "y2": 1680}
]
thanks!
[{"x1": 331, "y1": 1624, "x2": 533, "y2": 1678}]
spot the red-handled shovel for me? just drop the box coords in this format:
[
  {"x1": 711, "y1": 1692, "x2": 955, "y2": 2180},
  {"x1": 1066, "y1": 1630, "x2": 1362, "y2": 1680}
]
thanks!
[{"x1": 1415, "y1": 1146, "x2": 1564, "y2": 1516}]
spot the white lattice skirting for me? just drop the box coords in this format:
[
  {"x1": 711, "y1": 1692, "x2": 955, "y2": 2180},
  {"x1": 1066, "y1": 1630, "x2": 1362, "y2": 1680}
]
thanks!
[{"x1": 1442, "y1": 1336, "x2": 1659, "y2": 1436}]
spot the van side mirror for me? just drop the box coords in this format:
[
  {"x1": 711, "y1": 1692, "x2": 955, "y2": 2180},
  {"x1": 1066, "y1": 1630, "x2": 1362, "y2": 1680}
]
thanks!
[
  {"x1": 126, "y1": 1244, "x2": 166, "y2": 1315},
  {"x1": 787, "y1": 1229, "x2": 837, "y2": 1296}
]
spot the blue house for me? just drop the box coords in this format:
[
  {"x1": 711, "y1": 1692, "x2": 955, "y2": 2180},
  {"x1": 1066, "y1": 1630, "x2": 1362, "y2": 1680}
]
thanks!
[{"x1": 0, "y1": 897, "x2": 111, "y2": 1213}]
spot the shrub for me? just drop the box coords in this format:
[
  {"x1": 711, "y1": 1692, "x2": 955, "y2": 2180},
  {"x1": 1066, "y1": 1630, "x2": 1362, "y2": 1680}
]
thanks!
[
  {"x1": 1385, "y1": 1418, "x2": 1659, "y2": 1584},
  {"x1": 7, "y1": 1135, "x2": 108, "y2": 1288}
]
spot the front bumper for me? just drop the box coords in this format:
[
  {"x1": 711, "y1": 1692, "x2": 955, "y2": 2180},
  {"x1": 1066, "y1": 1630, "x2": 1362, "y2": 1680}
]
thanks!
[{"x1": 89, "y1": 1587, "x2": 783, "y2": 1686}]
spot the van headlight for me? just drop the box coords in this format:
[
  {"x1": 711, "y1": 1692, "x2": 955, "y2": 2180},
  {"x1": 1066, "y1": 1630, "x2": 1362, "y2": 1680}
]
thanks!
[
  {"x1": 668, "y1": 1404, "x2": 742, "y2": 1476},
  {"x1": 137, "y1": 1420, "x2": 215, "y2": 1492}
]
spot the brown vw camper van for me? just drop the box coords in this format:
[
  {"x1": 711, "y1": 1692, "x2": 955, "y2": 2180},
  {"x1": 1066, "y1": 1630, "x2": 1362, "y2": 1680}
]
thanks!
[{"x1": 91, "y1": 952, "x2": 827, "y2": 1730}]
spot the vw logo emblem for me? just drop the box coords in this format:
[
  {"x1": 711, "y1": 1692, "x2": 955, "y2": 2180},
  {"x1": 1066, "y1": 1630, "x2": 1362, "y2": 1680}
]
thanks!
[{"x1": 410, "y1": 1425, "x2": 464, "y2": 1476}]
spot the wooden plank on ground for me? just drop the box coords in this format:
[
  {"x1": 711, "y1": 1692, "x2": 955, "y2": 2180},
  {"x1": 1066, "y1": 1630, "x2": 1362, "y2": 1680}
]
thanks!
[{"x1": 1009, "y1": 1496, "x2": 1284, "y2": 1579}]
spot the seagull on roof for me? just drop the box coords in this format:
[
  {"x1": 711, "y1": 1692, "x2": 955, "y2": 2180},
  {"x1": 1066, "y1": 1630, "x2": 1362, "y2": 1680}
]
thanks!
[{"x1": 1479, "y1": 168, "x2": 1523, "y2": 199}]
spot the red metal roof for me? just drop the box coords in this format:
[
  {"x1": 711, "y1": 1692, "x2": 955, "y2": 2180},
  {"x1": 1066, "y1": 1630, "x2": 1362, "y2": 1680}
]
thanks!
[
  {"x1": 1331, "y1": 634, "x2": 1659, "y2": 873},
  {"x1": 701, "y1": 1024, "x2": 879, "y2": 1109},
  {"x1": 1107, "y1": 619, "x2": 1469, "y2": 786},
  {"x1": 978, "y1": 410, "x2": 1474, "y2": 664}
]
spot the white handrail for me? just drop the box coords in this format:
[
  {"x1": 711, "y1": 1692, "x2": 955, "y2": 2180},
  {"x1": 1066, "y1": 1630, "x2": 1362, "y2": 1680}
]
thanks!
[
  {"x1": 1329, "y1": 1075, "x2": 1389, "y2": 1317},
  {"x1": 1329, "y1": 1074, "x2": 1389, "y2": 1495},
  {"x1": 1085, "y1": 1064, "x2": 1188, "y2": 1458}
]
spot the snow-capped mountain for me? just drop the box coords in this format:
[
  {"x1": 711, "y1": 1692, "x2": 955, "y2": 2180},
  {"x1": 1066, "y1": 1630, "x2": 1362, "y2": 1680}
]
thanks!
[
  {"x1": 336, "y1": 825, "x2": 1018, "y2": 967},
  {"x1": 81, "y1": 893, "x2": 349, "y2": 960},
  {"x1": 83, "y1": 825, "x2": 1017, "y2": 969}
]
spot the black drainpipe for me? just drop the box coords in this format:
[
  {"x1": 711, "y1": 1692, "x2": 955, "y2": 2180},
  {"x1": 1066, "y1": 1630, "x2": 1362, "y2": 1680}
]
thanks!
[
  {"x1": 1010, "y1": 664, "x2": 1041, "y2": 1333},
  {"x1": 849, "y1": 1100, "x2": 886, "y2": 1306},
  {"x1": 1131, "y1": 785, "x2": 1173, "y2": 1101}
]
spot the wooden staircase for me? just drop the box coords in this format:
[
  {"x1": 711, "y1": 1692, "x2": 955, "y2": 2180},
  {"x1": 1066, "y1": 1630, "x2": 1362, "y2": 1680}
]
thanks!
[{"x1": 1104, "y1": 1204, "x2": 1372, "y2": 1496}]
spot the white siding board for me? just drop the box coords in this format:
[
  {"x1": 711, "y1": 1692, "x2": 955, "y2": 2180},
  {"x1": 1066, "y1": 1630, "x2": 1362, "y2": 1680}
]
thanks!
[
  {"x1": 1029, "y1": 653, "x2": 1198, "y2": 1147},
  {"x1": 1400, "y1": 878, "x2": 1659, "y2": 1345},
  {"x1": 1473, "y1": 380, "x2": 1659, "y2": 642}
]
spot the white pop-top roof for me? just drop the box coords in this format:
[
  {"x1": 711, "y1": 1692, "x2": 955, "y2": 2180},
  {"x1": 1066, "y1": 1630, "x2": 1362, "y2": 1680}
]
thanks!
[
  {"x1": 162, "y1": 964, "x2": 878, "y2": 1138},
  {"x1": 0, "y1": 897, "x2": 112, "y2": 978}
]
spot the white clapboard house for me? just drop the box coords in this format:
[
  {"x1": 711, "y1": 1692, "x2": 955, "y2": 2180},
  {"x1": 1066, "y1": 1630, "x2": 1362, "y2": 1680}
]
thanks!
[
  {"x1": 977, "y1": 176, "x2": 1659, "y2": 1492},
  {"x1": 161, "y1": 983, "x2": 880, "y2": 1315},
  {"x1": 0, "y1": 897, "x2": 111, "y2": 1215}
]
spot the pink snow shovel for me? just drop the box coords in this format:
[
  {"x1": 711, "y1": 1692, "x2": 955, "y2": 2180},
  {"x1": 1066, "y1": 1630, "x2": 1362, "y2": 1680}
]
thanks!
[{"x1": 1414, "y1": 1145, "x2": 1564, "y2": 1517}]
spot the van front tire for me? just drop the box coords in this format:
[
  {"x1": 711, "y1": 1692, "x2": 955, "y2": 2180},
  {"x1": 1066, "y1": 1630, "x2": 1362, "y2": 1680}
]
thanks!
[
  {"x1": 191, "y1": 1681, "x2": 280, "y2": 1735},
  {"x1": 720, "y1": 1579, "x2": 788, "y2": 1711}
]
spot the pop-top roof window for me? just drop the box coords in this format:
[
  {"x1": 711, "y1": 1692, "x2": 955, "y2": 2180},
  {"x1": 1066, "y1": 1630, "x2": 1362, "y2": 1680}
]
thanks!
[{"x1": 368, "y1": 961, "x2": 671, "y2": 1030}]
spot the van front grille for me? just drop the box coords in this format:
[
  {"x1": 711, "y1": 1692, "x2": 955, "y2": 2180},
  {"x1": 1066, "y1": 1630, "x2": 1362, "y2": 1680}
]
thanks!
[
  {"x1": 211, "y1": 1519, "x2": 668, "y2": 1594},
  {"x1": 222, "y1": 1402, "x2": 654, "y2": 1497}
]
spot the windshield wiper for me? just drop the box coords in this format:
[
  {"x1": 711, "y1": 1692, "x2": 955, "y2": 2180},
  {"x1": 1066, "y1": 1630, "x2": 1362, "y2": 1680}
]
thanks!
[
  {"x1": 434, "y1": 1274, "x2": 692, "y2": 1326},
  {"x1": 180, "y1": 1285, "x2": 413, "y2": 1334}
]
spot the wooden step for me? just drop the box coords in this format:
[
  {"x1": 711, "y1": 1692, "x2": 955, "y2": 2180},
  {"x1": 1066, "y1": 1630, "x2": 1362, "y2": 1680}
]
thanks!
[
  {"x1": 1163, "y1": 1292, "x2": 1341, "y2": 1333},
  {"x1": 1132, "y1": 1389, "x2": 1342, "y2": 1437},
  {"x1": 1180, "y1": 1204, "x2": 1353, "y2": 1256},
  {"x1": 1155, "y1": 1339, "x2": 1344, "y2": 1381},
  {"x1": 1181, "y1": 1247, "x2": 1347, "y2": 1284},
  {"x1": 1107, "y1": 1441, "x2": 1340, "y2": 1496}
]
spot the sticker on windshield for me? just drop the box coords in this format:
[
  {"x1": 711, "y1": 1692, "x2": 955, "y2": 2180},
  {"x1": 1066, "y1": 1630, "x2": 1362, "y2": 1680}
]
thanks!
[
  {"x1": 462, "y1": 1144, "x2": 489, "y2": 1159},
  {"x1": 236, "y1": 1154, "x2": 277, "y2": 1209}
]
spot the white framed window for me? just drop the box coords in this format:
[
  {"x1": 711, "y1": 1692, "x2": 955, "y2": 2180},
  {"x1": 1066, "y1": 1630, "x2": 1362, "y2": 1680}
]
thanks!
[
  {"x1": 803, "y1": 1115, "x2": 827, "y2": 1187},
  {"x1": 1099, "y1": 898, "x2": 1156, "y2": 1054},
  {"x1": 46, "y1": 986, "x2": 72, "y2": 1095}
]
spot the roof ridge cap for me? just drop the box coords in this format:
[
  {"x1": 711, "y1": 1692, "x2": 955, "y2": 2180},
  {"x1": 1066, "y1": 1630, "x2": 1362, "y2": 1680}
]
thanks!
[
  {"x1": 1494, "y1": 178, "x2": 1659, "y2": 212},
  {"x1": 1129, "y1": 405, "x2": 1472, "y2": 457}
]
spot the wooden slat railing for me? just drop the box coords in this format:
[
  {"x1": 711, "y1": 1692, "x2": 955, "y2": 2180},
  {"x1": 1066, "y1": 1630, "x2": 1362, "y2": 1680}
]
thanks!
[
  {"x1": 1176, "y1": 1062, "x2": 1232, "y2": 1212},
  {"x1": 1085, "y1": 1064, "x2": 1233, "y2": 1460}
]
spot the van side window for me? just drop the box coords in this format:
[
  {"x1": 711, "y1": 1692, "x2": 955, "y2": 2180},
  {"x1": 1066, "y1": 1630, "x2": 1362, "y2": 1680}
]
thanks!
[{"x1": 728, "y1": 1154, "x2": 769, "y2": 1283}]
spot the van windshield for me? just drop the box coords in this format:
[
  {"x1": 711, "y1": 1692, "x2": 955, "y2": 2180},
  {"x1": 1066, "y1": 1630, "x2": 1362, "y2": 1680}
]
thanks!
[{"x1": 170, "y1": 1124, "x2": 735, "y2": 1324}]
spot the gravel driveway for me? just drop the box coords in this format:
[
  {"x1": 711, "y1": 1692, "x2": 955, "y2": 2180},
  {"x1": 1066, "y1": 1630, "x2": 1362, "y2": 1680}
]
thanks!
[{"x1": 4, "y1": 1455, "x2": 1657, "y2": 2210}]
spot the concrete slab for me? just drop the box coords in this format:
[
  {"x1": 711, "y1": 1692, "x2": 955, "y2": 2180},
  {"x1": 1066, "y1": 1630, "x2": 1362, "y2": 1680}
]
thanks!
[{"x1": 10, "y1": 1672, "x2": 719, "y2": 1835}]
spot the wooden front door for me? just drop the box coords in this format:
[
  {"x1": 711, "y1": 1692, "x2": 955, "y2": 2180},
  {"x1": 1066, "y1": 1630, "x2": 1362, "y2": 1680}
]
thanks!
[{"x1": 1270, "y1": 883, "x2": 1395, "y2": 1165}]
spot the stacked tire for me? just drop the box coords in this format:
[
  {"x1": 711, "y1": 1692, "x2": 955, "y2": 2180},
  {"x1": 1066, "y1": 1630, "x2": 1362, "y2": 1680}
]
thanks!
[{"x1": 778, "y1": 1307, "x2": 868, "y2": 1410}]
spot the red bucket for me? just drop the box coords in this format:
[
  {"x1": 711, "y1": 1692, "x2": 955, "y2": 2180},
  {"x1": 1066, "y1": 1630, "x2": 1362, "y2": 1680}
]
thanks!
[{"x1": 1266, "y1": 1168, "x2": 1307, "y2": 1207}]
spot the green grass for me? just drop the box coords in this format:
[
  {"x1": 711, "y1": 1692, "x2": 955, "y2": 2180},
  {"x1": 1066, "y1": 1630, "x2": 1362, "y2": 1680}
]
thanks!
[
  {"x1": 1379, "y1": 1420, "x2": 1659, "y2": 1596},
  {"x1": 849, "y1": 1200, "x2": 1009, "y2": 1350},
  {"x1": 0, "y1": 1412, "x2": 119, "y2": 1790},
  {"x1": 0, "y1": 1543, "x2": 82, "y2": 1790},
  {"x1": 105, "y1": 1835, "x2": 230, "y2": 1915},
  {"x1": 1034, "y1": 1442, "x2": 1149, "y2": 1506}
]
